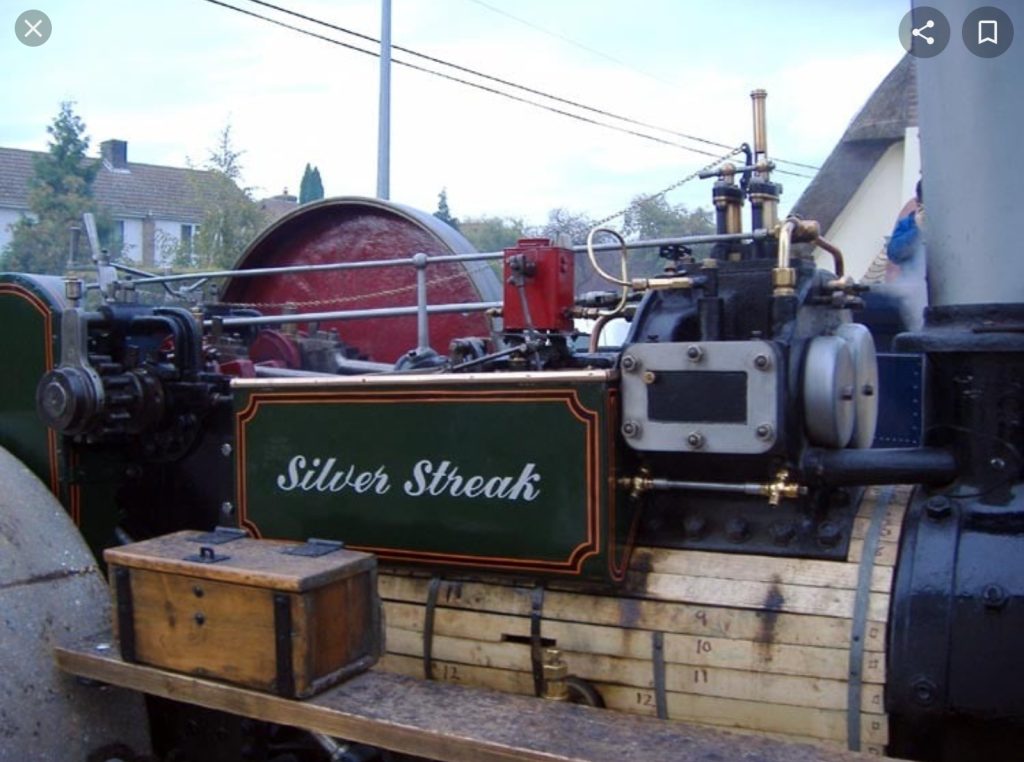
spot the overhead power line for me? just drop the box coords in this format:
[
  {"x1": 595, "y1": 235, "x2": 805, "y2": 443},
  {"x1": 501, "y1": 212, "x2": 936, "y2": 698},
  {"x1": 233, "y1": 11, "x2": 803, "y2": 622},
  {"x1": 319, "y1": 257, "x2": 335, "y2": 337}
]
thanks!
[
  {"x1": 463, "y1": 0, "x2": 680, "y2": 90},
  {"x1": 202, "y1": 0, "x2": 816, "y2": 178},
  {"x1": 242, "y1": 0, "x2": 818, "y2": 174}
]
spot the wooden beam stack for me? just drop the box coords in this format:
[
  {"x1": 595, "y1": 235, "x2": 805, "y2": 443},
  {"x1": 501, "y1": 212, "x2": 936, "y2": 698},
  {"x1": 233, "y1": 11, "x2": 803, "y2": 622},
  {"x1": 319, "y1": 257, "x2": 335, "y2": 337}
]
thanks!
[{"x1": 375, "y1": 486, "x2": 911, "y2": 757}]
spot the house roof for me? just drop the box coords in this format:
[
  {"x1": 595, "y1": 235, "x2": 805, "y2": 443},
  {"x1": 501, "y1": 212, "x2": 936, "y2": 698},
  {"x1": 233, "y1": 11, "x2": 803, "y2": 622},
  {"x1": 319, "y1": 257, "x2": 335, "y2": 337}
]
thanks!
[
  {"x1": 0, "y1": 145, "x2": 230, "y2": 223},
  {"x1": 790, "y1": 55, "x2": 917, "y2": 235}
]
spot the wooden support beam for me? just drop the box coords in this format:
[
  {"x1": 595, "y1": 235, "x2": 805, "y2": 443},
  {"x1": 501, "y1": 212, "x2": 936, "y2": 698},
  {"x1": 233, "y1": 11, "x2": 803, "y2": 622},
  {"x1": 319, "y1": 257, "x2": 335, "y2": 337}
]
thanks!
[{"x1": 56, "y1": 632, "x2": 877, "y2": 762}]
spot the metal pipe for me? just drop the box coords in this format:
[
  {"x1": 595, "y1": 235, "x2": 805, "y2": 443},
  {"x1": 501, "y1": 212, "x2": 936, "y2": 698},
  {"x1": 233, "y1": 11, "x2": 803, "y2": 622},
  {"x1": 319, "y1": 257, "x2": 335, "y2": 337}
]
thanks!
[
  {"x1": 814, "y1": 236, "x2": 846, "y2": 278},
  {"x1": 204, "y1": 301, "x2": 502, "y2": 329},
  {"x1": 577, "y1": 230, "x2": 768, "y2": 254},
  {"x1": 376, "y1": 0, "x2": 391, "y2": 200},
  {"x1": 122, "y1": 252, "x2": 505, "y2": 286},
  {"x1": 777, "y1": 219, "x2": 796, "y2": 271},
  {"x1": 587, "y1": 312, "x2": 617, "y2": 353},
  {"x1": 751, "y1": 89, "x2": 768, "y2": 158},
  {"x1": 413, "y1": 253, "x2": 430, "y2": 350},
  {"x1": 801, "y1": 447, "x2": 958, "y2": 486},
  {"x1": 115, "y1": 233, "x2": 771, "y2": 289}
]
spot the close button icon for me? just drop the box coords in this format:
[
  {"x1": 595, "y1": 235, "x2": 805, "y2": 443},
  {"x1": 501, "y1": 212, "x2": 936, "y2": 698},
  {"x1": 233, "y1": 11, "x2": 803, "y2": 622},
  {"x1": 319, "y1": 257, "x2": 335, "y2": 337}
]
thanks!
[{"x1": 15, "y1": 9, "x2": 52, "y2": 47}]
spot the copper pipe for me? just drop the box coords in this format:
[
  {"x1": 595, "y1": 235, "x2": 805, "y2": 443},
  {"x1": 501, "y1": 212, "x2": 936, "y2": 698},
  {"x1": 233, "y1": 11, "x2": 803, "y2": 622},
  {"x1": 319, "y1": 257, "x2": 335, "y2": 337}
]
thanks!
[
  {"x1": 588, "y1": 312, "x2": 617, "y2": 353},
  {"x1": 814, "y1": 236, "x2": 846, "y2": 278}
]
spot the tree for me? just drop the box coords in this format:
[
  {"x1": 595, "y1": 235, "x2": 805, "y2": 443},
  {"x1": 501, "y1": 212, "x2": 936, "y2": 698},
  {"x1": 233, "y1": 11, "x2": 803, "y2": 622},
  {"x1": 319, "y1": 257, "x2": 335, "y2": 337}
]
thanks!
[
  {"x1": 620, "y1": 195, "x2": 715, "y2": 276},
  {"x1": 1, "y1": 102, "x2": 105, "y2": 274},
  {"x1": 299, "y1": 163, "x2": 324, "y2": 204},
  {"x1": 621, "y1": 195, "x2": 714, "y2": 241},
  {"x1": 176, "y1": 123, "x2": 267, "y2": 270},
  {"x1": 459, "y1": 215, "x2": 527, "y2": 252},
  {"x1": 536, "y1": 207, "x2": 594, "y2": 246},
  {"x1": 434, "y1": 188, "x2": 459, "y2": 230}
]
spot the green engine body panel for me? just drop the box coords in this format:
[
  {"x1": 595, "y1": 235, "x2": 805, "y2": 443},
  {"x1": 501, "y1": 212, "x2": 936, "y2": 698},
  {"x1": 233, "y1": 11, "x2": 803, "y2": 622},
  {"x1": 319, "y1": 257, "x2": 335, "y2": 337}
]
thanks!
[
  {"x1": 0, "y1": 274, "x2": 63, "y2": 493},
  {"x1": 233, "y1": 371, "x2": 637, "y2": 582}
]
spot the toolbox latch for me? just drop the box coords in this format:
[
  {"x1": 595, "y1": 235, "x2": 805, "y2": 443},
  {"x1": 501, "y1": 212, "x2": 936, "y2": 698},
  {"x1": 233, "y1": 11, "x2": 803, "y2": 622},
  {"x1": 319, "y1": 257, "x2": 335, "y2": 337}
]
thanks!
[
  {"x1": 283, "y1": 538, "x2": 345, "y2": 557},
  {"x1": 184, "y1": 545, "x2": 231, "y2": 564}
]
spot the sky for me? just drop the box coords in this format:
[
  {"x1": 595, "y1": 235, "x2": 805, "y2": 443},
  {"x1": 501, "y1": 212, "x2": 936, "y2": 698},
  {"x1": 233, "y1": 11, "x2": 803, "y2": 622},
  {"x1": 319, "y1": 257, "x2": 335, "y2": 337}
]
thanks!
[{"x1": 2, "y1": 0, "x2": 907, "y2": 227}]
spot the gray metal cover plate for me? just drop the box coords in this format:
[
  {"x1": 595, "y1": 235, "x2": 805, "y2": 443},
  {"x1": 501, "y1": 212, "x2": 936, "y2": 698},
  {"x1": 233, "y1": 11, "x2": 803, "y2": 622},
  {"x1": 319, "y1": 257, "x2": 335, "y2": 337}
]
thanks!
[{"x1": 620, "y1": 341, "x2": 780, "y2": 453}]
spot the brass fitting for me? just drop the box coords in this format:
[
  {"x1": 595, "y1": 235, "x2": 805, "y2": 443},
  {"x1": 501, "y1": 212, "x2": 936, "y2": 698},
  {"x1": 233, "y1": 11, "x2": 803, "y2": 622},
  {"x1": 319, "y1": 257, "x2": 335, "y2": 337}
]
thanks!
[
  {"x1": 617, "y1": 469, "x2": 653, "y2": 499},
  {"x1": 761, "y1": 470, "x2": 805, "y2": 507},
  {"x1": 631, "y1": 276, "x2": 695, "y2": 292},
  {"x1": 542, "y1": 648, "x2": 569, "y2": 701},
  {"x1": 772, "y1": 267, "x2": 797, "y2": 296}
]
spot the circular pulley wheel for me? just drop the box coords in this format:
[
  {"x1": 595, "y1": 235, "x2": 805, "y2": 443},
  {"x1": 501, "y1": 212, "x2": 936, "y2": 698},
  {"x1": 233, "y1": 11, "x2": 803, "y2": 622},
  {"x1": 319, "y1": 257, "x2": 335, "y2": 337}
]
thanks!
[
  {"x1": 221, "y1": 197, "x2": 501, "y2": 363},
  {"x1": 836, "y1": 323, "x2": 879, "y2": 449},
  {"x1": 803, "y1": 335, "x2": 856, "y2": 449}
]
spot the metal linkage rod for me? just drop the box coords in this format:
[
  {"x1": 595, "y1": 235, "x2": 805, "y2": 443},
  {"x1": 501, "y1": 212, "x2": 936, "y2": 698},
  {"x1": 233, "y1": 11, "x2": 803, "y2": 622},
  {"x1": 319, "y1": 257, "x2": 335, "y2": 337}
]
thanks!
[
  {"x1": 205, "y1": 301, "x2": 502, "y2": 329},
  {"x1": 113, "y1": 231, "x2": 772, "y2": 287},
  {"x1": 121, "y1": 252, "x2": 506, "y2": 286},
  {"x1": 576, "y1": 229, "x2": 769, "y2": 253}
]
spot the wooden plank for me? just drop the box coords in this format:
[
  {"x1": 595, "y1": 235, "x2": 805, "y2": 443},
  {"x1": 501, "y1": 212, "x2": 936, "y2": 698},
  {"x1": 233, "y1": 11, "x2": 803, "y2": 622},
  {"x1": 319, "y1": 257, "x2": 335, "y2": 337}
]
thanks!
[
  {"x1": 378, "y1": 575, "x2": 889, "y2": 652},
  {"x1": 632, "y1": 572, "x2": 890, "y2": 621},
  {"x1": 846, "y1": 539, "x2": 899, "y2": 567},
  {"x1": 563, "y1": 651, "x2": 884, "y2": 714},
  {"x1": 384, "y1": 613, "x2": 886, "y2": 683},
  {"x1": 381, "y1": 652, "x2": 887, "y2": 746},
  {"x1": 629, "y1": 548, "x2": 893, "y2": 593},
  {"x1": 55, "y1": 634, "x2": 880, "y2": 762},
  {"x1": 598, "y1": 684, "x2": 889, "y2": 746},
  {"x1": 382, "y1": 621, "x2": 886, "y2": 711}
]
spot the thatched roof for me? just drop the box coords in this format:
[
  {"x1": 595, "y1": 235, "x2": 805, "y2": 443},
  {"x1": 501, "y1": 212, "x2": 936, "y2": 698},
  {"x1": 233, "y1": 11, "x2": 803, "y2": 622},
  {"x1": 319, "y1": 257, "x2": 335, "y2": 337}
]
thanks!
[{"x1": 791, "y1": 56, "x2": 917, "y2": 233}]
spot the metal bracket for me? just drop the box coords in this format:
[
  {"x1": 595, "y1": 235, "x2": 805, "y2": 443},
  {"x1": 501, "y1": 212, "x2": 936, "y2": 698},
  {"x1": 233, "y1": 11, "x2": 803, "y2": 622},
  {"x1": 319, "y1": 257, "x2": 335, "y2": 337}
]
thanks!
[
  {"x1": 282, "y1": 537, "x2": 346, "y2": 557},
  {"x1": 530, "y1": 584, "x2": 546, "y2": 698},
  {"x1": 423, "y1": 576, "x2": 443, "y2": 680},
  {"x1": 114, "y1": 566, "x2": 136, "y2": 663},
  {"x1": 273, "y1": 592, "x2": 295, "y2": 697},
  {"x1": 846, "y1": 486, "x2": 893, "y2": 751},
  {"x1": 652, "y1": 631, "x2": 668, "y2": 720}
]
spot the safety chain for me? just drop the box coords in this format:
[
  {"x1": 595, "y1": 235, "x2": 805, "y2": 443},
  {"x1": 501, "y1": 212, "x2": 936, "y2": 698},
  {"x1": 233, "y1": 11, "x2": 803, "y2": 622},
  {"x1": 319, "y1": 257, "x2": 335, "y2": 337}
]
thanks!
[
  {"x1": 217, "y1": 263, "x2": 497, "y2": 310},
  {"x1": 590, "y1": 146, "x2": 744, "y2": 229}
]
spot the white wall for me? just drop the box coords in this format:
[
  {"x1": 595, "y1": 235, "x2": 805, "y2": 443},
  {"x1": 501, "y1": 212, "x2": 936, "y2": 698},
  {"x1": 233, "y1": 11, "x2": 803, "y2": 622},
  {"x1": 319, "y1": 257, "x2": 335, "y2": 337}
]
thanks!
[
  {"x1": 0, "y1": 208, "x2": 24, "y2": 253},
  {"x1": 814, "y1": 142, "x2": 905, "y2": 281},
  {"x1": 118, "y1": 218, "x2": 144, "y2": 262}
]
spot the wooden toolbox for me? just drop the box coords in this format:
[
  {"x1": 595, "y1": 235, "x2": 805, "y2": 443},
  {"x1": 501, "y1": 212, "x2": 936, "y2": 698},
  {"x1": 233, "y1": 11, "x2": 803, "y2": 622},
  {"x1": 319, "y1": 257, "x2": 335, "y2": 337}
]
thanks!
[{"x1": 103, "y1": 528, "x2": 382, "y2": 698}]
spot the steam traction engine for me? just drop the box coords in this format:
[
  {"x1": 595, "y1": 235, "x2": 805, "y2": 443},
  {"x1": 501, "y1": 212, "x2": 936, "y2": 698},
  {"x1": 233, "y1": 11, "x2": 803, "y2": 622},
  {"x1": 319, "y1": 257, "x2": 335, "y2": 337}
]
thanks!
[{"x1": 2, "y1": 37, "x2": 1023, "y2": 762}]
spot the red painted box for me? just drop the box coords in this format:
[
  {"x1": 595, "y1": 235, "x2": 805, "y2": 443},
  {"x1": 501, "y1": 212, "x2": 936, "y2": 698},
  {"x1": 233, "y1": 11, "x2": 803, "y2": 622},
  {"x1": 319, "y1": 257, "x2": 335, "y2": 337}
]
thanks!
[{"x1": 502, "y1": 238, "x2": 575, "y2": 332}]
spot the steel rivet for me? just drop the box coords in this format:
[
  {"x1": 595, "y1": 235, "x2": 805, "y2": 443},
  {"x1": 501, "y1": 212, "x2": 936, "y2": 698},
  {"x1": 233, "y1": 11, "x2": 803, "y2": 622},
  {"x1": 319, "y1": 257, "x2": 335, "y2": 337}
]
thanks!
[
  {"x1": 622, "y1": 421, "x2": 641, "y2": 439},
  {"x1": 686, "y1": 345, "x2": 703, "y2": 362},
  {"x1": 755, "y1": 424, "x2": 774, "y2": 440},
  {"x1": 753, "y1": 354, "x2": 771, "y2": 370},
  {"x1": 621, "y1": 355, "x2": 639, "y2": 372},
  {"x1": 686, "y1": 432, "x2": 705, "y2": 449},
  {"x1": 220, "y1": 443, "x2": 233, "y2": 457},
  {"x1": 221, "y1": 501, "x2": 234, "y2": 516}
]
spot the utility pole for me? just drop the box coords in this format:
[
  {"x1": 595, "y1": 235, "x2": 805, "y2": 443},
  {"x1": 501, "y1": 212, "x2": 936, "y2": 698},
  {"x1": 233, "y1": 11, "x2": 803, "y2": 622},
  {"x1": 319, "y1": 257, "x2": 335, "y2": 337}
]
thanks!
[{"x1": 376, "y1": 0, "x2": 391, "y2": 199}]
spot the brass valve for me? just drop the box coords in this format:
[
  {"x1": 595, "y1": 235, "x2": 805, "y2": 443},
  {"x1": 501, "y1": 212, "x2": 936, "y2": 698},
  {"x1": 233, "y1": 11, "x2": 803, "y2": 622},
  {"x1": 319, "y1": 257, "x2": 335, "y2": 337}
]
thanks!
[
  {"x1": 761, "y1": 469, "x2": 804, "y2": 507},
  {"x1": 542, "y1": 648, "x2": 569, "y2": 701}
]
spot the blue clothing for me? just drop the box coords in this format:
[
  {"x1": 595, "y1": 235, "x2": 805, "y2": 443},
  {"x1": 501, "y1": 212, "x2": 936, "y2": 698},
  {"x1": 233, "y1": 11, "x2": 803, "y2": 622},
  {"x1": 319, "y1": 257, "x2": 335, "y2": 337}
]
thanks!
[{"x1": 887, "y1": 212, "x2": 920, "y2": 265}]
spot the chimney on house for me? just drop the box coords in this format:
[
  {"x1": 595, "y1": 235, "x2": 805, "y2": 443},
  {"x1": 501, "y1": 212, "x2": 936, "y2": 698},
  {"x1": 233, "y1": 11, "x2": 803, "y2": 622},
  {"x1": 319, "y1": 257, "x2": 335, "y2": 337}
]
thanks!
[{"x1": 100, "y1": 139, "x2": 128, "y2": 170}]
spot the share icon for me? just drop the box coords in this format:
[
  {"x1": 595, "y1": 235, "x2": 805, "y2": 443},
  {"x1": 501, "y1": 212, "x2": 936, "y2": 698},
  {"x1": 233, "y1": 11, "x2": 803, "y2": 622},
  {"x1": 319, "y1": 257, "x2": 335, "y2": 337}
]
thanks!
[
  {"x1": 900, "y1": 7, "x2": 950, "y2": 57},
  {"x1": 913, "y1": 19, "x2": 936, "y2": 45}
]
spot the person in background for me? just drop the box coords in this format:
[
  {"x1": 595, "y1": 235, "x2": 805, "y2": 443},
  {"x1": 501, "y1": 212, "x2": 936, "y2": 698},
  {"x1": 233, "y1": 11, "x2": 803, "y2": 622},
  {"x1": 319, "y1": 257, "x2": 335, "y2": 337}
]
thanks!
[{"x1": 885, "y1": 179, "x2": 927, "y2": 331}]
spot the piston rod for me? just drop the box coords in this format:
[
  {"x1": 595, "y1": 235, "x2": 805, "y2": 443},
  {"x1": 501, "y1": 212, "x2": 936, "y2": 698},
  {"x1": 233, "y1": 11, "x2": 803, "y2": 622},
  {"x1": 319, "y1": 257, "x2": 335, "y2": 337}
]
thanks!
[{"x1": 205, "y1": 301, "x2": 502, "y2": 329}]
